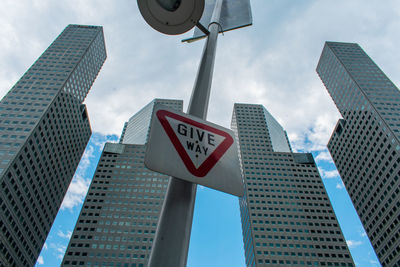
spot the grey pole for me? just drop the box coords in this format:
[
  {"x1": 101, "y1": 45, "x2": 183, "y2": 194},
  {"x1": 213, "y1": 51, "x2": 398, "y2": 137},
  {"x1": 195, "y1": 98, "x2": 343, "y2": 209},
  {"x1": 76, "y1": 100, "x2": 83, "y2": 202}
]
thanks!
[
  {"x1": 187, "y1": 0, "x2": 222, "y2": 118},
  {"x1": 147, "y1": 1, "x2": 223, "y2": 266}
]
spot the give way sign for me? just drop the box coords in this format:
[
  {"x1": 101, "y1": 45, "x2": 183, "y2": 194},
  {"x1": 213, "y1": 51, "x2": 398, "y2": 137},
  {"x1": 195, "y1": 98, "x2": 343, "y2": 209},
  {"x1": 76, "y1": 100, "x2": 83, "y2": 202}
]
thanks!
[{"x1": 145, "y1": 104, "x2": 244, "y2": 197}]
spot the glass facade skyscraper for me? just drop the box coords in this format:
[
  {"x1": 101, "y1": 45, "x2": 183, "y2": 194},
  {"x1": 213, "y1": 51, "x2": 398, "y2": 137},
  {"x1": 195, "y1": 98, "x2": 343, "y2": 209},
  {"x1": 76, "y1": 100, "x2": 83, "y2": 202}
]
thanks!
[
  {"x1": 61, "y1": 99, "x2": 182, "y2": 267},
  {"x1": 119, "y1": 99, "x2": 182, "y2": 145},
  {"x1": 0, "y1": 25, "x2": 106, "y2": 266},
  {"x1": 232, "y1": 103, "x2": 354, "y2": 267},
  {"x1": 317, "y1": 42, "x2": 400, "y2": 266}
]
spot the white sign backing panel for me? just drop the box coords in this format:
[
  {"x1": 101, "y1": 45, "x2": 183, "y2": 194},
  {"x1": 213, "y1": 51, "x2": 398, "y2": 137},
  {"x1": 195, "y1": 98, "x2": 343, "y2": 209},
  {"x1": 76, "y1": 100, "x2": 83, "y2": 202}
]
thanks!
[
  {"x1": 145, "y1": 104, "x2": 244, "y2": 197},
  {"x1": 182, "y1": 0, "x2": 252, "y2": 43}
]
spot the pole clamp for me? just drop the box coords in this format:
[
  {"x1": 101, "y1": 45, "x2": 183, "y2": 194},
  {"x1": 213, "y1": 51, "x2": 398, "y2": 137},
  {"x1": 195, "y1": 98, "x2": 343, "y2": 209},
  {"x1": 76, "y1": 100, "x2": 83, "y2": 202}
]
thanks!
[{"x1": 208, "y1": 22, "x2": 224, "y2": 35}]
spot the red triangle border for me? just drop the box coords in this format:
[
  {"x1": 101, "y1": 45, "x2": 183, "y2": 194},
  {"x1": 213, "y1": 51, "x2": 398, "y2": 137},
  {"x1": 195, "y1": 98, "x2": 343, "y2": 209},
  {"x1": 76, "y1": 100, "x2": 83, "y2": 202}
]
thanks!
[{"x1": 156, "y1": 109, "x2": 234, "y2": 177}]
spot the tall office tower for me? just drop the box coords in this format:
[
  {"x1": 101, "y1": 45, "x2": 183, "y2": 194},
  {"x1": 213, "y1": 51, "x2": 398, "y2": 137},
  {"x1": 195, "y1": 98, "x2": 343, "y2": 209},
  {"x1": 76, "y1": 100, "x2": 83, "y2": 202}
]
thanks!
[
  {"x1": 0, "y1": 25, "x2": 106, "y2": 266},
  {"x1": 61, "y1": 99, "x2": 182, "y2": 267},
  {"x1": 232, "y1": 103, "x2": 354, "y2": 267},
  {"x1": 317, "y1": 42, "x2": 400, "y2": 266}
]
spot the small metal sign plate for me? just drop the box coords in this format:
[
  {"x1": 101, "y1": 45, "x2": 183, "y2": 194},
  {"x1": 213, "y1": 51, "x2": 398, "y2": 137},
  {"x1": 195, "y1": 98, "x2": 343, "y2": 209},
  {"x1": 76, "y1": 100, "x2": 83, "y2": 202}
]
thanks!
[
  {"x1": 182, "y1": 0, "x2": 252, "y2": 43},
  {"x1": 145, "y1": 104, "x2": 244, "y2": 196}
]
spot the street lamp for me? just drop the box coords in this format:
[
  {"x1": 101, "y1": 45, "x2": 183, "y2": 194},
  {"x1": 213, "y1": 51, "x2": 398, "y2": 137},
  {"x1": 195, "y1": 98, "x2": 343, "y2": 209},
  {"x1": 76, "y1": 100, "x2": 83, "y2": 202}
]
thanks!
[{"x1": 137, "y1": 0, "x2": 204, "y2": 34}]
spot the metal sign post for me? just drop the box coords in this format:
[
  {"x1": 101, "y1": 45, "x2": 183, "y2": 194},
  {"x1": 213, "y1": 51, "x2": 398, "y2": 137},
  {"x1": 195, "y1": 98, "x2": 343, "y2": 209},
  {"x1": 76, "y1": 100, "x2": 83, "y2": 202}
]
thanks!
[{"x1": 147, "y1": 1, "x2": 223, "y2": 266}]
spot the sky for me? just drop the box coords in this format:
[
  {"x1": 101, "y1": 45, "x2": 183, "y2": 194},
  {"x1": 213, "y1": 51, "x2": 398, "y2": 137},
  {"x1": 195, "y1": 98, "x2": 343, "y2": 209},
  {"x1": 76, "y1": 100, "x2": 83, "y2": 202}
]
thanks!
[{"x1": 1, "y1": 0, "x2": 400, "y2": 266}]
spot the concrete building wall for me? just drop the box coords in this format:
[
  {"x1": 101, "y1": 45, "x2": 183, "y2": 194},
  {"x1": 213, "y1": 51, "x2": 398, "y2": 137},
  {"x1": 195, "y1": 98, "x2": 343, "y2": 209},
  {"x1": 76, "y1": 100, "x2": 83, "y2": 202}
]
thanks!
[
  {"x1": 317, "y1": 42, "x2": 400, "y2": 266},
  {"x1": 62, "y1": 99, "x2": 182, "y2": 267},
  {"x1": 0, "y1": 25, "x2": 106, "y2": 266},
  {"x1": 232, "y1": 103, "x2": 354, "y2": 267}
]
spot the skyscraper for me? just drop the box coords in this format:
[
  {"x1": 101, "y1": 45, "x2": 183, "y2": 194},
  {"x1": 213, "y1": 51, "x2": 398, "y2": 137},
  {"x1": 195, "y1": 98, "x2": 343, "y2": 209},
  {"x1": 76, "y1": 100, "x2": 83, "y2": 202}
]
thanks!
[
  {"x1": 317, "y1": 42, "x2": 400, "y2": 266},
  {"x1": 0, "y1": 25, "x2": 106, "y2": 266},
  {"x1": 232, "y1": 103, "x2": 354, "y2": 267},
  {"x1": 61, "y1": 99, "x2": 182, "y2": 267}
]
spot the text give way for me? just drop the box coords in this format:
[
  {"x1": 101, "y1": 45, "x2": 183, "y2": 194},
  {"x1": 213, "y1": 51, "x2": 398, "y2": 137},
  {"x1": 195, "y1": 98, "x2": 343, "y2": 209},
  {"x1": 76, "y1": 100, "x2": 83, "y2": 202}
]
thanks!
[{"x1": 145, "y1": 104, "x2": 244, "y2": 197}]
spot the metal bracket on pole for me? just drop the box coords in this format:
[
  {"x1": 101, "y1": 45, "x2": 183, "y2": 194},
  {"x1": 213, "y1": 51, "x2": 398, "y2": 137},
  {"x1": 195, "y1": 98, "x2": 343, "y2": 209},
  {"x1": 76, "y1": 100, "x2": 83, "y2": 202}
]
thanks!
[
  {"x1": 196, "y1": 22, "x2": 210, "y2": 36},
  {"x1": 147, "y1": 0, "x2": 223, "y2": 266}
]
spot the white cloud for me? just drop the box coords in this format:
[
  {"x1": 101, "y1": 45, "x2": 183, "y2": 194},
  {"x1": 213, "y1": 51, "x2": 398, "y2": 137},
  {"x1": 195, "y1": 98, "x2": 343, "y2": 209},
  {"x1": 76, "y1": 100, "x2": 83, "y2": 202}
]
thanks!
[
  {"x1": 43, "y1": 242, "x2": 48, "y2": 250},
  {"x1": 315, "y1": 151, "x2": 333, "y2": 163},
  {"x1": 318, "y1": 167, "x2": 340, "y2": 179},
  {"x1": 1, "y1": 1, "x2": 399, "y2": 266},
  {"x1": 324, "y1": 170, "x2": 339, "y2": 178},
  {"x1": 59, "y1": 134, "x2": 101, "y2": 211},
  {"x1": 60, "y1": 134, "x2": 116, "y2": 210},
  {"x1": 1, "y1": 0, "x2": 400, "y2": 144},
  {"x1": 370, "y1": 260, "x2": 379, "y2": 265},
  {"x1": 336, "y1": 182, "x2": 344, "y2": 189},
  {"x1": 56, "y1": 245, "x2": 67, "y2": 260},
  {"x1": 36, "y1": 256, "x2": 44, "y2": 265},
  {"x1": 346, "y1": 240, "x2": 363, "y2": 248},
  {"x1": 89, "y1": 134, "x2": 119, "y2": 151},
  {"x1": 60, "y1": 173, "x2": 91, "y2": 211},
  {"x1": 57, "y1": 246, "x2": 66, "y2": 253},
  {"x1": 57, "y1": 230, "x2": 72, "y2": 239},
  {"x1": 357, "y1": 226, "x2": 368, "y2": 238}
]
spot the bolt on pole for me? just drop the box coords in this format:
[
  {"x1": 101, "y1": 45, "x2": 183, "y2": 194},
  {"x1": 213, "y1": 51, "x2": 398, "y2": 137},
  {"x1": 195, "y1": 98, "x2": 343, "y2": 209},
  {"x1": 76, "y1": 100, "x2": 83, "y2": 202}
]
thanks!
[{"x1": 147, "y1": 1, "x2": 223, "y2": 266}]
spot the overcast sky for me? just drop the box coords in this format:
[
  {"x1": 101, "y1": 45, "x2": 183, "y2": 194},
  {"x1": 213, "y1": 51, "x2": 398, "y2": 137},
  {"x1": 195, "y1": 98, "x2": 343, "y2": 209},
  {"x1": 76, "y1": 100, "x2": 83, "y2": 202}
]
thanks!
[
  {"x1": 1, "y1": 0, "x2": 399, "y2": 146},
  {"x1": 1, "y1": 0, "x2": 399, "y2": 266}
]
